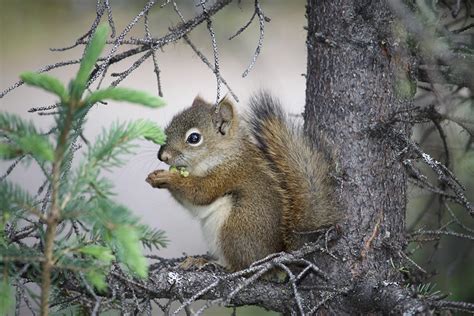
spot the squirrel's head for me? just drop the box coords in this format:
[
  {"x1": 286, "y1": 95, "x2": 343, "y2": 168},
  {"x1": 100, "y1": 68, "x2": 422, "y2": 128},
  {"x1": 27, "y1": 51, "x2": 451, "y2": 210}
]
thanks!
[{"x1": 157, "y1": 95, "x2": 240, "y2": 175}]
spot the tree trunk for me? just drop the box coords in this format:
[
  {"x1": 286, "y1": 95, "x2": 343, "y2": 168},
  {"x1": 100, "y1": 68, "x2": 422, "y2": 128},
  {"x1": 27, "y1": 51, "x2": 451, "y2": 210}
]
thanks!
[{"x1": 304, "y1": 0, "x2": 419, "y2": 313}]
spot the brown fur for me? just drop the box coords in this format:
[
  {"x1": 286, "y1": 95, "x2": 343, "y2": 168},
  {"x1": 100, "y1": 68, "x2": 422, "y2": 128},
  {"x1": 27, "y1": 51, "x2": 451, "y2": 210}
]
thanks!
[
  {"x1": 146, "y1": 93, "x2": 340, "y2": 270},
  {"x1": 247, "y1": 92, "x2": 341, "y2": 250},
  {"x1": 146, "y1": 143, "x2": 284, "y2": 271}
]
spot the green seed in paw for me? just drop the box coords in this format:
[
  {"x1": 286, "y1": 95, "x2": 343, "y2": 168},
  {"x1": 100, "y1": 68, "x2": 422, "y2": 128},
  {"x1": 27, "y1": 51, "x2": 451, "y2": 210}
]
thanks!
[
  {"x1": 169, "y1": 166, "x2": 189, "y2": 177},
  {"x1": 169, "y1": 166, "x2": 178, "y2": 173}
]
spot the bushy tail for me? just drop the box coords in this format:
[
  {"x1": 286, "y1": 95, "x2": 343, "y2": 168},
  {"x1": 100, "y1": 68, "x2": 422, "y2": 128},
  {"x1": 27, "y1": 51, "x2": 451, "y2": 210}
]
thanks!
[{"x1": 247, "y1": 92, "x2": 340, "y2": 250}]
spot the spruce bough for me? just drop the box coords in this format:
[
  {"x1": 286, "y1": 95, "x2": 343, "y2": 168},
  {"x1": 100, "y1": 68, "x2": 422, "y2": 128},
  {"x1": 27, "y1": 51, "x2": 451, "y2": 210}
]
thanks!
[{"x1": 0, "y1": 24, "x2": 167, "y2": 315}]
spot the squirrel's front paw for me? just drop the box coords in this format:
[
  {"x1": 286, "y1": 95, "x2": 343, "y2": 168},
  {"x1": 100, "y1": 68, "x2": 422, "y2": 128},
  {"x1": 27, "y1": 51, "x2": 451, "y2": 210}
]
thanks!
[{"x1": 146, "y1": 169, "x2": 174, "y2": 188}]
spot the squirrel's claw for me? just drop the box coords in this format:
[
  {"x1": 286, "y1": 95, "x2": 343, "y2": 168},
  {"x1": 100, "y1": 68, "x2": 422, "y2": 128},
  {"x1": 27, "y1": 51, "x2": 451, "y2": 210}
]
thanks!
[
  {"x1": 178, "y1": 256, "x2": 225, "y2": 272},
  {"x1": 178, "y1": 256, "x2": 209, "y2": 270},
  {"x1": 146, "y1": 169, "x2": 173, "y2": 188}
]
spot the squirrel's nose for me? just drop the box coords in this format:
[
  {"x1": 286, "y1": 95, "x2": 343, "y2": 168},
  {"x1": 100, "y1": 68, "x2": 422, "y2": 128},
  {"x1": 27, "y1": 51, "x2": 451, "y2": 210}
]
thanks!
[{"x1": 158, "y1": 146, "x2": 171, "y2": 163}]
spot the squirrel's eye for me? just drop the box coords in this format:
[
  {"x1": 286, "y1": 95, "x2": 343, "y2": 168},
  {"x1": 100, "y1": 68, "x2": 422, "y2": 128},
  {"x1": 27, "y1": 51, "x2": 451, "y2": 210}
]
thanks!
[
  {"x1": 187, "y1": 133, "x2": 201, "y2": 144},
  {"x1": 185, "y1": 128, "x2": 203, "y2": 146}
]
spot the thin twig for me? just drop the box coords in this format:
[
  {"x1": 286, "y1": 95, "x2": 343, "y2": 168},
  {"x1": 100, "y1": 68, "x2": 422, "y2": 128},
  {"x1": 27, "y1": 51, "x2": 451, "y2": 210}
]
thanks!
[
  {"x1": 241, "y1": 0, "x2": 267, "y2": 78},
  {"x1": 308, "y1": 291, "x2": 339, "y2": 314},
  {"x1": 276, "y1": 263, "x2": 305, "y2": 315},
  {"x1": 398, "y1": 251, "x2": 427, "y2": 274},
  {"x1": 381, "y1": 126, "x2": 473, "y2": 217},
  {"x1": 144, "y1": 11, "x2": 163, "y2": 97},
  {"x1": 104, "y1": 0, "x2": 116, "y2": 38},
  {"x1": 433, "y1": 299, "x2": 474, "y2": 313},
  {"x1": 110, "y1": 50, "x2": 153, "y2": 86},
  {"x1": 198, "y1": 0, "x2": 222, "y2": 107},
  {"x1": 50, "y1": 1, "x2": 105, "y2": 52},
  {"x1": 410, "y1": 229, "x2": 474, "y2": 241},
  {"x1": 229, "y1": 10, "x2": 257, "y2": 40},
  {"x1": 89, "y1": 0, "x2": 158, "y2": 85},
  {"x1": 0, "y1": 155, "x2": 25, "y2": 182},
  {"x1": 183, "y1": 35, "x2": 239, "y2": 102},
  {"x1": 1, "y1": 60, "x2": 87, "y2": 99},
  {"x1": 444, "y1": 201, "x2": 474, "y2": 234}
]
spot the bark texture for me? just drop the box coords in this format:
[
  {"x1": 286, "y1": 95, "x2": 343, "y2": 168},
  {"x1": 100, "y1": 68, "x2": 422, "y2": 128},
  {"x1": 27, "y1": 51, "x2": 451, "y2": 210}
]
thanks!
[{"x1": 304, "y1": 0, "x2": 420, "y2": 313}]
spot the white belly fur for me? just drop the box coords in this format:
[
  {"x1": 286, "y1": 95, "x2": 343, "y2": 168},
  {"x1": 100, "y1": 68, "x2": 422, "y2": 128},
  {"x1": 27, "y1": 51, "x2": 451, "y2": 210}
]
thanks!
[{"x1": 181, "y1": 195, "x2": 232, "y2": 266}]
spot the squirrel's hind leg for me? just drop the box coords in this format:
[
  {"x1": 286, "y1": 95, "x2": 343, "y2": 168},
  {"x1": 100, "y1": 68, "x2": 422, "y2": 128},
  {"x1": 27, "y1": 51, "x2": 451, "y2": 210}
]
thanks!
[{"x1": 178, "y1": 256, "x2": 227, "y2": 272}]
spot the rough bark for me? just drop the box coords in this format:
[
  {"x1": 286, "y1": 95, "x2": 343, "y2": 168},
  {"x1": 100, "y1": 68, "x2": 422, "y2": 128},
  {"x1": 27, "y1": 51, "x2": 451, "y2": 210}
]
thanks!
[{"x1": 304, "y1": 0, "x2": 421, "y2": 313}]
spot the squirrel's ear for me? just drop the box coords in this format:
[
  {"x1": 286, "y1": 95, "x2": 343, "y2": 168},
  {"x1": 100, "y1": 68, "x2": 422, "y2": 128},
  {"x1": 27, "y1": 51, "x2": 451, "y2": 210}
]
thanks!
[
  {"x1": 192, "y1": 95, "x2": 206, "y2": 107},
  {"x1": 213, "y1": 96, "x2": 235, "y2": 135}
]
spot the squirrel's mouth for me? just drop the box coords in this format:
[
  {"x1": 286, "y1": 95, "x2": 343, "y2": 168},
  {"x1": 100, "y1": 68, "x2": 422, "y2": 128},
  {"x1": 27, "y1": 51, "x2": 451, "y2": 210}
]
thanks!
[
  {"x1": 167, "y1": 160, "x2": 188, "y2": 169},
  {"x1": 170, "y1": 156, "x2": 189, "y2": 169}
]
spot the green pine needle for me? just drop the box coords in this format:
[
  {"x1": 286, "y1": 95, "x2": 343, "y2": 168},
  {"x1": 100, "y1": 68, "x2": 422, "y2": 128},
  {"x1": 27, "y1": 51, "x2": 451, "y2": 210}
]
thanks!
[
  {"x1": 3, "y1": 22, "x2": 169, "y2": 311},
  {"x1": 0, "y1": 136, "x2": 54, "y2": 162},
  {"x1": 0, "y1": 180, "x2": 35, "y2": 214},
  {"x1": 84, "y1": 87, "x2": 166, "y2": 108},
  {"x1": 0, "y1": 112, "x2": 54, "y2": 162},
  {"x1": 0, "y1": 143, "x2": 22, "y2": 160},
  {"x1": 139, "y1": 225, "x2": 168, "y2": 251},
  {"x1": 85, "y1": 269, "x2": 108, "y2": 292},
  {"x1": 71, "y1": 23, "x2": 109, "y2": 100},
  {"x1": 82, "y1": 199, "x2": 154, "y2": 279},
  {"x1": 0, "y1": 112, "x2": 40, "y2": 136},
  {"x1": 0, "y1": 279, "x2": 12, "y2": 315},
  {"x1": 78, "y1": 245, "x2": 115, "y2": 265},
  {"x1": 17, "y1": 134, "x2": 55, "y2": 162},
  {"x1": 87, "y1": 119, "x2": 165, "y2": 170},
  {"x1": 138, "y1": 119, "x2": 167, "y2": 145},
  {"x1": 20, "y1": 72, "x2": 68, "y2": 102},
  {"x1": 113, "y1": 226, "x2": 148, "y2": 278}
]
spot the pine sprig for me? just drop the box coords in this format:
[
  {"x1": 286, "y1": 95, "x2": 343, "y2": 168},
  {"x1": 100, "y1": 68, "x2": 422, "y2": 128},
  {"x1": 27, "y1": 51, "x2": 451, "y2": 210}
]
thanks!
[
  {"x1": 20, "y1": 72, "x2": 68, "y2": 103},
  {"x1": 0, "y1": 280, "x2": 12, "y2": 315},
  {"x1": 87, "y1": 119, "x2": 166, "y2": 171},
  {"x1": 138, "y1": 224, "x2": 168, "y2": 251},
  {"x1": 0, "y1": 112, "x2": 43, "y2": 136},
  {"x1": 67, "y1": 119, "x2": 166, "y2": 200},
  {"x1": 84, "y1": 87, "x2": 166, "y2": 108},
  {"x1": 71, "y1": 24, "x2": 109, "y2": 100},
  {"x1": 1, "y1": 22, "x2": 168, "y2": 314},
  {"x1": 0, "y1": 181, "x2": 35, "y2": 215},
  {"x1": 0, "y1": 112, "x2": 55, "y2": 162},
  {"x1": 0, "y1": 243, "x2": 43, "y2": 262},
  {"x1": 85, "y1": 198, "x2": 154, "y2": 278}
]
